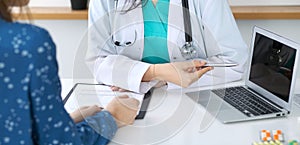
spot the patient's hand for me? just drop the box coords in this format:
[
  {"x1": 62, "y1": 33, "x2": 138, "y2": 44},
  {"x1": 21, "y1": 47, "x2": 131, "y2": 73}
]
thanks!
[
  {"x1": 110, "y1": 86, "x2": 129, "y2": 92},
  {"x1": 106, "y1": 95, "x2": 140, "y2": 128},
  {"x1": 110, "y1": 81, "x2": 167, "y2": 92},
  {"x1": 70, "y1": 105, "x2": 102, "y2": 123}
]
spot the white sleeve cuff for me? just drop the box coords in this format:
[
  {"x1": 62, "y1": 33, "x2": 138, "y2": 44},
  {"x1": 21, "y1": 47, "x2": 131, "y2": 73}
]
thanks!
[{"x1": 127, "y1": 61, "x2": 158, "y2": 93}]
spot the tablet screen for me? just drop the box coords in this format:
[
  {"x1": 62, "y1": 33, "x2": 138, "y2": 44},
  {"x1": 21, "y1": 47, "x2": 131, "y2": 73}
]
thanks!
[{"x1": 63, "y1": 83, "x2": 152, "y2": 119}]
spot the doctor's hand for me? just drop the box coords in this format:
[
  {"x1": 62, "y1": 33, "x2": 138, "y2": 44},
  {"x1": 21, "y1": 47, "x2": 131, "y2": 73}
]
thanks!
[
  {"x1": 70, "y1": 105, "x2": 103, "y2": 123},
  {"x1": 144, "y1": 60, "x2": 213, "y2": 88},
  {"x1": 105, "y1": 95, "x2": 140, "y2": 128}
]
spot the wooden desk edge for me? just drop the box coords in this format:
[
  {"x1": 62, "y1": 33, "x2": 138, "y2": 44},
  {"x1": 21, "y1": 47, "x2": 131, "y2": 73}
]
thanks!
[
  {"x1": 12, "y1": 6, "x2": 300, "y2": 20},
  {"x1": 13, "y1": 7, "x2": 88, "y2": 20},
  {"x1": 231, "y1": 6, "x2": 300, "y2": 19}
]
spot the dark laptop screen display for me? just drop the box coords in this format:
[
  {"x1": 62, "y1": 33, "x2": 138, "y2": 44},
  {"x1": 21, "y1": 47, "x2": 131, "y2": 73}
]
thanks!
[{"x1": 250, "y1": 33, "x2": 297, "y2": 102}]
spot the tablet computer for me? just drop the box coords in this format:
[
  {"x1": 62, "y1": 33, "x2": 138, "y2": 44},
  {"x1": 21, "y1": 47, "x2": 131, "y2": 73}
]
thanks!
[
  {"x1": 203, "y1": 63, "x2": 238, "y2": 67},
  {"x1": 63, "y1": 83, "x2": 152, "y2": 119}
]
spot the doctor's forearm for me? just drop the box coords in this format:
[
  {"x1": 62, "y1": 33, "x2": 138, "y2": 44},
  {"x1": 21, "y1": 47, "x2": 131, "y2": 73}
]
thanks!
[
  {"x1": 142, "y1": 65, "x2": 156, "y2": 82},
  {"x1": 141, "y1": 64, "x2": 173, "y2": 82},
  {"x1": 141, "y1": 61, "x2": 212, "y2": 88}
]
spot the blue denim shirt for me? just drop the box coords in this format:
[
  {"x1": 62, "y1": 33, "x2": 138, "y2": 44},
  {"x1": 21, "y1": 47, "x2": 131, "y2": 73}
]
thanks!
[{"x1": 0, "y1": 19, "x2": 117, "y2": 145}]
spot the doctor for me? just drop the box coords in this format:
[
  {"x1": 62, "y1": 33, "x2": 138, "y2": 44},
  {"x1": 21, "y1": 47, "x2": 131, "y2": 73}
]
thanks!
[{"x1": 86, "y1": 0, "x2": 248, "y2": 93}]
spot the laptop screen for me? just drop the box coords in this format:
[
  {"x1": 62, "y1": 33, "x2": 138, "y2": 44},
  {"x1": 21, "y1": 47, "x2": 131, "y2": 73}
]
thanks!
[{"x1": 249, "y1": 33, "x2": 297, "y2": 103}]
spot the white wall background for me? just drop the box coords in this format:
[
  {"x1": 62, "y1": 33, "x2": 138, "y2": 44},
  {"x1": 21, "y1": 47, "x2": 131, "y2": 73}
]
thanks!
[
  {"x1": 32, "y1": 20, "x2": 88, "y2": 79},
  {"x1": 230, "y1": 0, "x2": 300, "y2": 6},
  {"x1": 28, "y1": 0, "x2": 70, "y2": 7}
]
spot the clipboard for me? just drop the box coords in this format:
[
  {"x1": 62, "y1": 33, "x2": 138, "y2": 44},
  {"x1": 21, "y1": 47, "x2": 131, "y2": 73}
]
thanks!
[{"x1": 63, "y1": 83, "x2": 152, "y2": 119}]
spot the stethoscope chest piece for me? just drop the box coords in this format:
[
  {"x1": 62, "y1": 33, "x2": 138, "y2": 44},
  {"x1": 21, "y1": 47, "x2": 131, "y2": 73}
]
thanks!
[{"x1": 180, "y1": 42, "x2": 197, "y2": 60}]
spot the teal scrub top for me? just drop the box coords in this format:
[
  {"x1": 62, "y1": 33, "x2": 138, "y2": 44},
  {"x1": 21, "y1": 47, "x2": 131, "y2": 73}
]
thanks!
[{"x1": 142, "y1": 0, "x2": 170, "y2": 64}]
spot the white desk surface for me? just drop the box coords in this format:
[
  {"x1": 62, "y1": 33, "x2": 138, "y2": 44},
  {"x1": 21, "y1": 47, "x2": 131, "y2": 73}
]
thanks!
[{"x1": 61, "y1": 78, "x2": 300, "y2": 145}]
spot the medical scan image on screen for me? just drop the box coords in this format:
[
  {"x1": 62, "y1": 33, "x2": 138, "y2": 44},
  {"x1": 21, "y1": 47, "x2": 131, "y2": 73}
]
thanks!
[{"x1": 249, "y1": 33, "x2": 297, "y2": 102}]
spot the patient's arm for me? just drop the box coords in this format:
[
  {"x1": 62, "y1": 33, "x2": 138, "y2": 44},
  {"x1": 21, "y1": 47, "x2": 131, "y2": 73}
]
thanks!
[{"x1": 70, "y1": 105, "x2": 103, "y2": 123}]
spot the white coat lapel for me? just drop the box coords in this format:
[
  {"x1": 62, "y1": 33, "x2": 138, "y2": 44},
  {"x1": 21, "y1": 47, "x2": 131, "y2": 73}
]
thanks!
[
  {"x1": 134, "y1": 1, "x2": 145, "y2": 60},
  {"x1": 189, "y1": 0, "x2": 207, "y2": 59},
  {"x1": 168, "y1": 0, "x2": 208, "y2": 60},
  {"x1": 112, "y1": 0, "x2": 144, "y2": 60},
  {"x1": 168, "y1": 0, "x2": 186, "y2": 61}
]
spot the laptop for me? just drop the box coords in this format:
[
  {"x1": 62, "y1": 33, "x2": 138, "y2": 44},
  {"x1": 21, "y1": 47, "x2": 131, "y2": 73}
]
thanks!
[{"x1": 186, "y1": 26, "x2": 300, "y2": 123}]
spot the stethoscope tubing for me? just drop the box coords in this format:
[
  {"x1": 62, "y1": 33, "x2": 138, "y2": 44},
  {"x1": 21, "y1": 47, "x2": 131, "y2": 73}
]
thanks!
[{"x1": 182, "y1": 0, "x2": 193, "y2": 43}]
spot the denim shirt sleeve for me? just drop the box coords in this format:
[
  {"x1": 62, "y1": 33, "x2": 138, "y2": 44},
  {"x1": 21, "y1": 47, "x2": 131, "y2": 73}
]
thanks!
[
  {"x1": 76, "y1": 111, "x2": 118, "y2": 145},
  {"x1": 28, "y1": 29, "x2": 118, "y2": 145}
]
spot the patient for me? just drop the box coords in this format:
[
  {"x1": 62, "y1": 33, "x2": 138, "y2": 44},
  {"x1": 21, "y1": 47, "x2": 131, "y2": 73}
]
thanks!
[{"x1": 0, "y1": 0, "x2": 139, "y2": 144}]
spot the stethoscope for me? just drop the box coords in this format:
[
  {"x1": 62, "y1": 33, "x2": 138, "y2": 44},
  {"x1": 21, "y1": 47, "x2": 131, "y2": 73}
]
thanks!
[
  {"x1": 111, "y1": 31, "x2": 137, "y2": 47},
  {"x1": 112, "y1": 0, "x2": 198, "y2": 59},
  {"x1": 112, "y1": 0, "x2": 137, "y2": 47},
  {"x1": 180, "y1": 0, "x2": 198, "y2": 59}
]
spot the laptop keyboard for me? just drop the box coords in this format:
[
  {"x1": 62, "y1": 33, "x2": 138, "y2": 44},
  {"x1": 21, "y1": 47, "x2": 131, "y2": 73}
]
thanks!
[{"x1": 212, "y1": 87, "x2": 281, "y2": 117}]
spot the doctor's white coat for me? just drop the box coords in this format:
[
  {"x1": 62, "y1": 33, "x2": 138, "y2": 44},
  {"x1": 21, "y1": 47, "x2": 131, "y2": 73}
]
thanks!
[{"x1": 86, "y1": 0, "x2": 248, "y2": 93}]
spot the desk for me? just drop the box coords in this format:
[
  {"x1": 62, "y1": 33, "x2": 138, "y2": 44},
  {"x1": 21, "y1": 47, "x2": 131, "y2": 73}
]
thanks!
[{"x1": 61, "y1": 79, "x2": 300, "y2": 145}]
